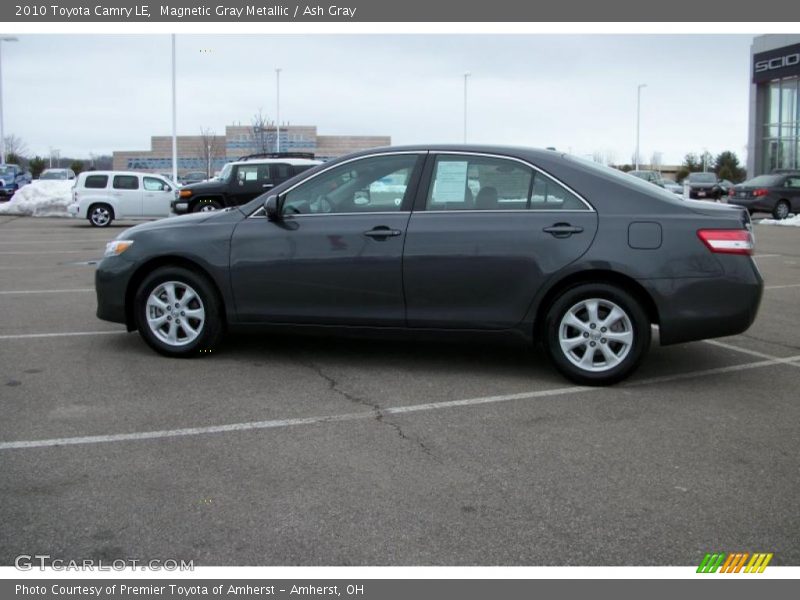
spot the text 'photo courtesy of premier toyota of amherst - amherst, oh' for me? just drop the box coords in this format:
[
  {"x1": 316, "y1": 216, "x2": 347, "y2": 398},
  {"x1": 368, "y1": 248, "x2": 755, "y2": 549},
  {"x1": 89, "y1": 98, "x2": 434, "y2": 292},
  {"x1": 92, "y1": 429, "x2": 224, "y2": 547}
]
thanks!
[{"x1": 0, "y1": 33, "x2": 799, "y2": 568}]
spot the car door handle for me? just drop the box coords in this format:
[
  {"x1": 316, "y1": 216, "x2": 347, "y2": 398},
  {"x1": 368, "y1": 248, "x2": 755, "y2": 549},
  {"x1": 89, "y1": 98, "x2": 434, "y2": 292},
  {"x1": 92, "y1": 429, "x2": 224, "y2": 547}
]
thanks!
[
  {"x1": 262, "y1": 183, "x2": 274, "y2": 189},
  {"x1": 363, "y1": 227, "x2": 402, "y2": 239},
  {"x1": 543, "y1": 223, "x2": 584, "y2": 238}
]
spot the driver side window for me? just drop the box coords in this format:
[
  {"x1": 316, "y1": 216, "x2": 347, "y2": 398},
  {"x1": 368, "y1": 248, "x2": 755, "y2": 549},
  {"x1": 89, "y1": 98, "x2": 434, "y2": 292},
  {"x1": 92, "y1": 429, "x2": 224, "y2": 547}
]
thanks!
[{"x1": 282, "y1": 154, "x2": 419, "y2": 215}]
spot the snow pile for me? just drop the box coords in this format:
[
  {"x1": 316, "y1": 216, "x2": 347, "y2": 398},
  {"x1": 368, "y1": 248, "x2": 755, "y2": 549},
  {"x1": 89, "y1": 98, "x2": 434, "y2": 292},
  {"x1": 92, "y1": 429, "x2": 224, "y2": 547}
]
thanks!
[
  {"x1": 0, "y1": 181, "x2": 75, "y2": 217},
  {"x1": 757, "y1": 214, "x2": 800, "y2": 227}
]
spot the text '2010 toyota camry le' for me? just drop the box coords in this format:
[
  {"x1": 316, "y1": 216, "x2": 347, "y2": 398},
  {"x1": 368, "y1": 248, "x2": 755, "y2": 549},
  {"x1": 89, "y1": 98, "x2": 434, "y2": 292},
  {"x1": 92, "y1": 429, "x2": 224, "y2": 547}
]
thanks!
[{"x1": 95, "y1": 146, "x2": 763, "y2": 385}]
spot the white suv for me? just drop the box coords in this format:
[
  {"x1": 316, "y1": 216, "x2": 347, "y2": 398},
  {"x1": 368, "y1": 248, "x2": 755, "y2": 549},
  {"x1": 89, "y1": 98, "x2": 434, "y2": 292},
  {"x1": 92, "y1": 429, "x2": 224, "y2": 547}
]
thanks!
[{"x1": 68, "y1": 171, "x2": 176, "y2": 227}]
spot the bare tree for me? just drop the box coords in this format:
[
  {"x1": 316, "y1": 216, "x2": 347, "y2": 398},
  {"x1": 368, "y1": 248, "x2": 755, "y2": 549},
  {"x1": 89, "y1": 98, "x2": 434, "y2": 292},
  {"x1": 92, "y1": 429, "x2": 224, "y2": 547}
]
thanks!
[
  {"x1": 251, "y1": 109, "x2": 272, "y2": 154},
  {"x1": 3, "y1": 134, "x2": 28, "y2": 161},
  {"x1": 198, "y1": 128, "x2": 224, "y2": 177}
]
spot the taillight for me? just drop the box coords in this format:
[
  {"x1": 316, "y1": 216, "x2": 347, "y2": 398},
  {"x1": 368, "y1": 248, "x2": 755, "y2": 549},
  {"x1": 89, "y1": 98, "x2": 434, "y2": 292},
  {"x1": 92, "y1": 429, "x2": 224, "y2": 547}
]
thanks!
[
  {"x1": 697, "y1": 229, "x2": 754, "y2": 255},
  {"x1": 753, "y1": 188, "x2": 769, "y2": 197},
  {"x1": 728, "y1": 188, "x2": 735, "y2": 197}
]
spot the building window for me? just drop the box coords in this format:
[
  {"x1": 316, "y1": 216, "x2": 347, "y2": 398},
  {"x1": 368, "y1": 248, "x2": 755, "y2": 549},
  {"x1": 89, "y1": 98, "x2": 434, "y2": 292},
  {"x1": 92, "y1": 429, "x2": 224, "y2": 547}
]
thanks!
[{"x1": 762, "y1": 76, "x2": 799, "y2": 173}]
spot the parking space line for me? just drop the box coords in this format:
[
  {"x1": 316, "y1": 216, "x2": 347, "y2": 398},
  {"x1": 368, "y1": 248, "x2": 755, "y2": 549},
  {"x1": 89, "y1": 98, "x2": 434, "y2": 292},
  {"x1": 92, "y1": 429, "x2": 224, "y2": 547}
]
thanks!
[
  {"x1": 764, "y1": 283, "x2": 800, "y2": 290},
  {"x1": 2, "y1": 353, "x2": 799, "y2": 452},
  {"x1": 703, "y1": 339, "x2": 800, "y2": 368},
  {"x1": 0, "y1": 330, "x2": 124, "y2": 340},
  {"x1": 753, "y1": 254, "x2": 782, "y2": 258},
  {"x1": 0, "y1": 250, "x2": 100, "y2": 255},
  {"x1": 0, "y1": 288, "x2": 94, "y2": 295}
]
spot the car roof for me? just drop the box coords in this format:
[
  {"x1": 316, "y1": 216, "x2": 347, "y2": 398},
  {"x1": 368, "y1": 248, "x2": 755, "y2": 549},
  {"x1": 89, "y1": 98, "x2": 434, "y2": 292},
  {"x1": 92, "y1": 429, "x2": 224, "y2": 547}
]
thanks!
[
  {"x1": 229, "y1": 158, "x2": 322, "y2": 167},
  {"x1": 78, "y1": 171, "x2": 167, "y2": 178}
]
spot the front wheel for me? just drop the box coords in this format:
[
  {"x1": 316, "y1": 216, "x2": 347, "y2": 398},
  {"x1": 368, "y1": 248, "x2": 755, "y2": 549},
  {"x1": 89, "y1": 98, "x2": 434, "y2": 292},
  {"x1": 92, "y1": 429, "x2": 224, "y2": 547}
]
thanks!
[
  {"x1": 134, "y1": 266, "x2": 224, "y2": 357},
  {"x1": 193, "y1": 199, "x2": 222, "y2": 213},
  {"x1": 543, "y1": 283, "x2": 651, "y2": 385}
]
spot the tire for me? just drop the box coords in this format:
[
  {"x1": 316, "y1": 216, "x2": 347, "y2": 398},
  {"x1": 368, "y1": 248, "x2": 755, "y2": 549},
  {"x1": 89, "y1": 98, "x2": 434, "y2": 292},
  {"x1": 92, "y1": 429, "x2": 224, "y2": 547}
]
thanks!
[
  {"x1": 88, "y1": 203, "x2": 114, "y2": 227},
  {"x1": 773, "y1": 200, "x2": 790, "y2": 220},
  {"x1": 193, "y1": 198, "x2": 223, "y2": 213},
  {"x1": 543, "y1": 283, "x2": 651, "y2": 385},
  {"x1": 134, "y1": 266, "x2": 224, "y2": 357}
]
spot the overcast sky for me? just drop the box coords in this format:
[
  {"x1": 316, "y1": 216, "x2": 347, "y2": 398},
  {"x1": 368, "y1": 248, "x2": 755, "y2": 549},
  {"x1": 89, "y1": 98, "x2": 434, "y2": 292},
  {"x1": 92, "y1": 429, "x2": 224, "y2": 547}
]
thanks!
[{"x1": 4, "y1": 34, "x2": 754, "y2": 164}]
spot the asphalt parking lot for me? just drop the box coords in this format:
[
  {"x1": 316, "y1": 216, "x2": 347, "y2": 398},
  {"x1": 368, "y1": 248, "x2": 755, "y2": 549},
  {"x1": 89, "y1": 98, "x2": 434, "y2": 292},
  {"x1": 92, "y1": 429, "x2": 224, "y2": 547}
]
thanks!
[{"x1": 1, "y1": 214, "x2": 799, "y2": 566}]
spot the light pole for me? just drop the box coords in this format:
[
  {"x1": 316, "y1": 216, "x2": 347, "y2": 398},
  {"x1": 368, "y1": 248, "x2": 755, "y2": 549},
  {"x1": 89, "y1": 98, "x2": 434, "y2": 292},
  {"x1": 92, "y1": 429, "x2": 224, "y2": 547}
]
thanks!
[
  {"x1": 275, "y1": 68, "x2": 282, "y2": 153},
  {"x1": 635, "y1": 83, "x2": 647, "y2": 170},
  {"x1": 463, "y1": 72, "x2": 471, "y2": 144},
  {"x1": 171, "y1": 34, "x2": 178, "y2": 183},
  {"x1": 0, "y1": 36, "x2": 19, "y2": 165}
]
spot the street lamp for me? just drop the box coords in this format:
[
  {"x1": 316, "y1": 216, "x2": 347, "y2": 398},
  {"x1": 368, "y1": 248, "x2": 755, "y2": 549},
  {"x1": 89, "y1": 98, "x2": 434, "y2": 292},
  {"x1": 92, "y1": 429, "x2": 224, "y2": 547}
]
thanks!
[
  {"x1": 275, "y1": 68, "x2": 282, "y2": 153},
  {"x1": 0, "y1": 36, "x2": 19, "y2": 165},
  {"x1": 635, "y1": 83, "x2": 647, "y2": 170},
  {"x1": 171, "y1": 34, "x2": 178, "y2": 183},
  {"x1": 463, "y1": 72, "x2": 471, "y2": 144}
]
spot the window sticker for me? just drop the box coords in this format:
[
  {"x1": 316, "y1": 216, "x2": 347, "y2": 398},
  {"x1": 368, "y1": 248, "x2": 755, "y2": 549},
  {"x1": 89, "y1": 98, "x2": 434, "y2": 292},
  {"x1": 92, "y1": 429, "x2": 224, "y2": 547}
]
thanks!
[{"x1": 431, "y1": 161, "x2": 469, "y2": 203}]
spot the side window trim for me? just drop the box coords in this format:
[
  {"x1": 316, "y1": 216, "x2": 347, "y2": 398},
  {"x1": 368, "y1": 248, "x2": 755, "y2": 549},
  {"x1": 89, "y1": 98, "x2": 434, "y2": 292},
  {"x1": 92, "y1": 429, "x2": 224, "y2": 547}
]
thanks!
[{"x1": 413, "y1": 151, "x2": 594, "y2": 213}]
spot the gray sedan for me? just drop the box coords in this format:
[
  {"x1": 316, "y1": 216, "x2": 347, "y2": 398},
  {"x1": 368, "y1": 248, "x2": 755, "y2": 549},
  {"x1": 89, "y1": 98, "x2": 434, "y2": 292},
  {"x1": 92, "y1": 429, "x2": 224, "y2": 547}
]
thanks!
[{"x1": 95, "y1": 145, "x2": 763, "y2": 385}]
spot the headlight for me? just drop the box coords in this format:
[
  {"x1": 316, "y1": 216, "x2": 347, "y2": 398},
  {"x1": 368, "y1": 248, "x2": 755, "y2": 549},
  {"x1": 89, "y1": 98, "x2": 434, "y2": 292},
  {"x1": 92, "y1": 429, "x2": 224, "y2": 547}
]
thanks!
[{"x1": 104, "y1": 240, "x2": 134, "y2": 258}]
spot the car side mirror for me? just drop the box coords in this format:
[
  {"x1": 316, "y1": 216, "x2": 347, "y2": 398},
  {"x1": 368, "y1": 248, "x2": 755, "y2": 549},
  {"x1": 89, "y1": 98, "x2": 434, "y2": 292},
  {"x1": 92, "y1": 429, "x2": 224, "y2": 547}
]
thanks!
[{"x1": 264, "y1": 195, "x2": 282, "y2": 221}]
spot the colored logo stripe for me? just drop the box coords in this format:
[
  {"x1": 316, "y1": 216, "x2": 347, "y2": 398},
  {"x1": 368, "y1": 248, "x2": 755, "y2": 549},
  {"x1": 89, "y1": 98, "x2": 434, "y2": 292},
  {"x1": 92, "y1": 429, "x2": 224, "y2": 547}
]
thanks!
[{"x1": 697, "y1": 552, "x2": 773, "y2": 573}]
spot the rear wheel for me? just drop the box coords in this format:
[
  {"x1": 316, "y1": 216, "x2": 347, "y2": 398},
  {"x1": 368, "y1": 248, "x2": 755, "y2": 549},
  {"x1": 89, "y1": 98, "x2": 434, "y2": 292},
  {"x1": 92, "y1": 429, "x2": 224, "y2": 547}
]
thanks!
[
  {"x1": 88, "y1": 203, "x2": 114, "y2": 227},
  {"x1": 543, "y1": 283, "x2": 650, "y2": 385},
  {"x1": 134, "y1": 266, "x2": 224, "y2": 357},
  {"x1": 193, "y1": 198, "x2": 222, "y2": 213},
  {"x1": 773, "y1": 200, "x2": 790, "y2": 220}
]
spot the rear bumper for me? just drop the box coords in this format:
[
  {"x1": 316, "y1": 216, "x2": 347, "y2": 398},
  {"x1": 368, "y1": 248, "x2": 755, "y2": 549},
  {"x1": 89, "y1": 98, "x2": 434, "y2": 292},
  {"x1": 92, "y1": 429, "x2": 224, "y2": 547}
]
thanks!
[
  {"x1": 729, "y1": 197, "x2": 775, "y2": 213},
  {"x1": 95, "y1": 256, "x2": 137, "y2": 327},
  {"x1": 641, "y1": 258, "x2": 763, "y2": 346}
]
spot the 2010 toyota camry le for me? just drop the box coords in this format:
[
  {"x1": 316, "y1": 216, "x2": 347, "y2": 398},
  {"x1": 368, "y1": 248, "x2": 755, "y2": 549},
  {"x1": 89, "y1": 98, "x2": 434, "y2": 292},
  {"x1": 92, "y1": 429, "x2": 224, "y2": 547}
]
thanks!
[{"x1": 95, "y1": 146, "x2": 763, "y2": 385}]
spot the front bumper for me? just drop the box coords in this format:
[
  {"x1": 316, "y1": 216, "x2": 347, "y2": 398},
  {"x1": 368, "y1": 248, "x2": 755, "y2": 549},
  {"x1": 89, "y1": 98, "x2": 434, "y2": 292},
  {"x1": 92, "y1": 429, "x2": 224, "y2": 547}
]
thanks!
[
  {"x1": 95, "y1": 256, "x2": 138, "y2": 327},
  {"x1": 171, "y1": 200, "x2": 190, "y2": 214}
]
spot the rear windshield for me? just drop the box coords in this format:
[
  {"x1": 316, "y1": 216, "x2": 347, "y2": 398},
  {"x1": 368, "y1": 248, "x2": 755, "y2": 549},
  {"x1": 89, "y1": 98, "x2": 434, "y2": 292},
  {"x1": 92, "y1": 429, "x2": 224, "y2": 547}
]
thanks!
[
  {"x1": 84, "y1": 175, "x2": 108, "y2": 188},
  {"x1": 744, "y1": 174, "x2": 783, "y2": 187},
  {"x1": 688, "y1": 172, "x2": 717, "y2": 183}
]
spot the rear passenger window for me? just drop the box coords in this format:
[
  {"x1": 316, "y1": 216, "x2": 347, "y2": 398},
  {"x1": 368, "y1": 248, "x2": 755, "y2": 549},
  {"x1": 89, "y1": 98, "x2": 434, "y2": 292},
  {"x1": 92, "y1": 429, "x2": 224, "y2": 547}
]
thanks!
[
  {"x1": 271, "y1": 164, "x2": 293, "y2": 180},
  {"x1": 84, "y1": 175, "x2": 108, "y2": 189},
  {"x1": 113, "y1": 175, "x2": 139, "y2": 190},
  {"x1": 530, "y1": 175, "x2": 586, "y2": 210},
  {"x1": 427, "y1": 156, "x2": 532, "y2": 211}
]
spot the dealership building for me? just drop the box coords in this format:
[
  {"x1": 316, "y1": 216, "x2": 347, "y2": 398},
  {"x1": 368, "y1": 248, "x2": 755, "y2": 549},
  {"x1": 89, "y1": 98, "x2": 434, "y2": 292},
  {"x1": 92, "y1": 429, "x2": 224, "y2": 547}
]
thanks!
[
  {"x1": 112, "y1": 124, "x2": 391, "y2": 175},
  {"x1": 748, "y1": 35, "x2": 800, "y2": 176}
]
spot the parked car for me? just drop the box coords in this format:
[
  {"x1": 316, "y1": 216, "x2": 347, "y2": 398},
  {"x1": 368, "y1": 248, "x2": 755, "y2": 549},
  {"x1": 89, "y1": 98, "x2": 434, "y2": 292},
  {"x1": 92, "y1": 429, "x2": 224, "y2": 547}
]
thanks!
[
  {"x1": 687, "y1": 172, "x2": 724, "y2": 200},
  {"x1": 171, "y1": 154, "x2": 322, "y2": 214},
  {"x1": 0, "y1": 163, "x2": 32, "y2": 198},
  {"x1": 95, "y1": 145, "x2": 762, "y2": 385},
  {"x1": 178, "y1": 171, "x2": 209, "y2": 186},
  {"x1": 39, "y1": 168, "x2": 76, "y2": 181},
  {"x1": 728, "y1": 173, "x2": 800, "y2": 219},
  {"x1": 662, "y1": 180, "x2": 684, "y2": 195},
  {"x1": 629, "y1": 170, "x2": 666, "y2": 188},
  {"x1": 67, "y1": 171, "x2": 176, "y2": 227}
]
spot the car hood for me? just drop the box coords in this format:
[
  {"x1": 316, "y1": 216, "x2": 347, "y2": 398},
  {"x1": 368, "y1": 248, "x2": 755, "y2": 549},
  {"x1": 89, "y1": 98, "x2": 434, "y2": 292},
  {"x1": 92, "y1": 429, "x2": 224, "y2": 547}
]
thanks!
[
  {"x1": 180, "y1": 179, "x2": 223, "y2": 193},
  {"x1": 116, "y1": 207, "x2": 244, "y2": 239}
]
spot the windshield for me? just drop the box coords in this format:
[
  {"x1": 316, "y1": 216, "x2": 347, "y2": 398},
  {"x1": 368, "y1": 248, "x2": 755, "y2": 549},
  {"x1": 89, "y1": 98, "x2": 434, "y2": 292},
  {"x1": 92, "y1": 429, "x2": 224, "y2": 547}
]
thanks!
[
  {"x1": 743, "y1": 174, "x2": 782, "y2": 187},
  {"x1": 40, "y1": 171, "x2": 66, "y2": 180},
  {"x1": 218, "y1": 163, "x2": 233, "y2": 181},
  {"x1": 688, "y1": 172, "x2": 717, "y2": 184}
]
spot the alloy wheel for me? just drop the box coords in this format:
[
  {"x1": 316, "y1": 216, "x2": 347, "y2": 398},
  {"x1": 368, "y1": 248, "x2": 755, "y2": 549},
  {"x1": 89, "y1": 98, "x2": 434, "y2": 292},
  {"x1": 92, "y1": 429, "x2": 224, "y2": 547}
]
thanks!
[
  {"x1": 145, "y1": 281, "x2": 205, "y2": 347},
  {"x1": 558, "y1": 298, "x2": 634, "y2": 373}
]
